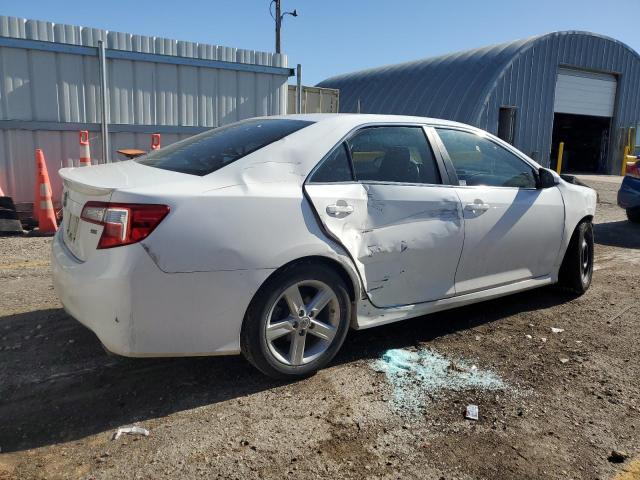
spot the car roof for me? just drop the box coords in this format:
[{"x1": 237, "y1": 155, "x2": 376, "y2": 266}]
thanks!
[
  {"x1": 214, "y1": 113, "x2": 501, "y2": 188},
  {"x1": 264, "y1": 113, "x2": 474, "y2": 130}
]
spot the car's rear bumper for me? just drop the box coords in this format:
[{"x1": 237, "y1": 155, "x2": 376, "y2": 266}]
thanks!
[
  {"x1": 52, "y1": 230, "x2": 137, "y2": 355},
  {"x1": 617, "y1": 176, "x2": 640, "y2": 210},
  {"x1": 51, "y1": 231, "x2": 273, "y2": 357}
]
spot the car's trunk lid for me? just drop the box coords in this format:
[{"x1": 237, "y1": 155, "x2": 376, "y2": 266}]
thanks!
[{"x1": 58, "y1": 161, "x2": 191, "y2": 261}]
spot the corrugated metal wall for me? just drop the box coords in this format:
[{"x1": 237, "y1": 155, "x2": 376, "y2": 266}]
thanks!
[
  {"x1": 0, "y1": 16, "x2": 291, "y2": 203},
  {"x1": 317, "y1": 38, "x2": 530, "y2": 122},
  {"x1": 286, "y1": 85, "x2": 339, "y2": 114},
  {"x1": 477, "y1": 32, "x2": 640, "y2": 172},
  {"x1": 319, "y1": 31, "x2": 640, "y2": 173}
]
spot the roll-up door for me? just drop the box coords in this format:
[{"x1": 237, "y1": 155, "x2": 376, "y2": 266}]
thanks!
[{"x1": 554, "y1": 68, "x2": 617, "y2": 117}]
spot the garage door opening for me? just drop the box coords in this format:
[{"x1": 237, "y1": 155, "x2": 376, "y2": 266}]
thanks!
[
  {"x1": 551, "y1": 113, "x2": 610, "y2": 173},
  {"x1": 551, "y1": 68, "x2": 617, "y2": 173}
]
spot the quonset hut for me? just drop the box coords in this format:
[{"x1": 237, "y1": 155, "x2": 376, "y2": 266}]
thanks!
[{"x1": 318, "y1": 31, "x2": 640, "y2": 174}]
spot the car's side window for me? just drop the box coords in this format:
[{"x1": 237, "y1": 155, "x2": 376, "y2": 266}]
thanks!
[
  {"x1": 346, "y1": 126, "x2": 442, "y2": 184},
  {"x1": 436, "y1": 128, "x2": 537, "y2": 188},
  {"x1": 308, "y1": 143, "x2": 354, "y2": 183}
]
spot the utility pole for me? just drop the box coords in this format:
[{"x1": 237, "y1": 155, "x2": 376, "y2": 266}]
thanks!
[
  {"x1": 272, "y1": 0, "x2": 297, "y2": 54},
  {"x1": 275, "y1": 0, "x2": 281, "y2": 54}
]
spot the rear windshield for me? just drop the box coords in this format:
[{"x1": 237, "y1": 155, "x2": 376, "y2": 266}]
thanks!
[{"x1": 136, "y1": 118, "x2": 314, "y2": 176}]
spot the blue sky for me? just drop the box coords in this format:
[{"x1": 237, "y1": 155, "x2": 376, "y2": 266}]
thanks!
[{"x1": 3, "y1": 0, "x2": 640, "y2": 85}]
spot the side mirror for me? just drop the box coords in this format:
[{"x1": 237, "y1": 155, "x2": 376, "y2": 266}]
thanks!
[{"x1": 537, "y1": 168, "x2": 559, "y2": 189}]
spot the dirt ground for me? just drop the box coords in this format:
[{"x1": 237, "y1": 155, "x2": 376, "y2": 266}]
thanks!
[{"x1": 1, "y1": 177, "x2": 639, "y2": 480}]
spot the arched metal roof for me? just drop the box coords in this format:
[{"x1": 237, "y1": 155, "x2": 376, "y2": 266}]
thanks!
[{"x1": 316, "y1": 32, "x2": 640, "y2": 126}]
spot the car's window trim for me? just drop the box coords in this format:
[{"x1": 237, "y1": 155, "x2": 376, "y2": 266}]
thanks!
[
  {"x1": 305, "y1": 122, "x2": 449, "y2": 187},
  {"x1": 343, "y1": 141, "x2": 357, "y2": 181},
  {"x1": 433, "y1": 126, "x2": 540, "y2": 190},
  {"x1": 424, "y1": 126, "x2": 455, "y2": 185}
]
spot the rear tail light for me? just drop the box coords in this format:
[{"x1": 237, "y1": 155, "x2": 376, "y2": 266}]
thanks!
[
  {"x1": 626, "y1": 159, "x2": 640, "y2": 178},
  {"x1": 81, "y1": 202, "x2": 170, "y2": 249}
]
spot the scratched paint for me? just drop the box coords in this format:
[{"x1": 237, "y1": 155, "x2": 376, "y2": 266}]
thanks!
[{"x1": 373, "y1": 348, "x2": 507, "y2": 412}]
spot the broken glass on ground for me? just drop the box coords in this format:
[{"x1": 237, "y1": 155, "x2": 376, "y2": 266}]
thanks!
[{"x1": 372, "y1": 348, "x2": 508, "y2": 412}]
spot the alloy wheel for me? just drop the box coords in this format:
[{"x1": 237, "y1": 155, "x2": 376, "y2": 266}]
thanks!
[{"x1": 265, "y1": 280, "x2": 340, "y2": 366}]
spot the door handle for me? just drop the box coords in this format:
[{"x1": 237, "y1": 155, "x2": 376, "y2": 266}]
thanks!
[
  {"x1": 326, "y1": 202, "x2": 354, "y2": 217},
  {"x1": 464, "y1": 201, "x2": 490, "y2": 213}
]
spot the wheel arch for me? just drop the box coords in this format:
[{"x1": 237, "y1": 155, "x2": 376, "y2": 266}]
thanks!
[
  {"x1": 555, "y1": 213, "x2": 594, "y2": 277},
  {"x1": 578, "y1": 214, "x2": 594, "y2": 225},
  {"x1": 556, "y1": 213, "x2": 594, "y2": 294},
  {"x1": 564, "y1": 214, "x2": 594, "y2": 251},
  {"x1": 244, "y1": 254, "x2": 362, "y2": 326},
  {"x1": 554, "y1": 179, "x2": 597, "y2": 276}
]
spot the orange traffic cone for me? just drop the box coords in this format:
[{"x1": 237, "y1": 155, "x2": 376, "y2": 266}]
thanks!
[
  {"x1": 79, "y1": 130, "x2": 91, "y2": 166},
  {"x1": 151, "y1": 133, "x2": 161, "y2": 150},
  {"x1": 35, "y1": 149, "x2": 58, "y2": 233}
]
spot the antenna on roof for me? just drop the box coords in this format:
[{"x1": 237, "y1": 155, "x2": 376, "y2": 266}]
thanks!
[{"x1": 357, "y1": 99, "x2": 361, "y2": 113}]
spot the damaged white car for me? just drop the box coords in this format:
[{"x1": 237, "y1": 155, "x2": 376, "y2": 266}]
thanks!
[{"x1": 52, "y1": 114, "x2": 596, "y2": 378}]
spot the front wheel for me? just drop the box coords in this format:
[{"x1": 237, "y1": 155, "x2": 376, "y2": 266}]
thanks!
[
  {"x1": 626, "y1": 208, "x2": 640, "y2": 223},
  {"x1": 241, "y1": 263, "x2": 351, "y2": 379},
  {"x1": 557, "y1": 221, "x2": 594, "y2": 294}
]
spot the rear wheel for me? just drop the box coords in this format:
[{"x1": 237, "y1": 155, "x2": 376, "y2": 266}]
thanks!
[
  {"x1": 241, "y1": 263, "x2": 351, "y2": 379},
  {"x1": 626, "y1": 208, "x2": 640, "y2": 223},
  {"x1": 557, "y1": 221, "x2": 594, "y2": 294}
]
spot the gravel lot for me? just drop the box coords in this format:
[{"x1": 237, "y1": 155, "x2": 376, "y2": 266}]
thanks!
[{"x1": 0, "y1": 177, "x2": 638, "y2": 480}]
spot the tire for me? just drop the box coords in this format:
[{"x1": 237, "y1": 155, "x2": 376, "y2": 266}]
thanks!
[
  {"x1": 626, "y1": 208, "x2": 640, "y2": 223},
  {"x1": 557, "y1": 221, "x2": 594, "y2": 294},
  {"x1": 241, "y1": 262, "x2": 351, "y2": 379}
]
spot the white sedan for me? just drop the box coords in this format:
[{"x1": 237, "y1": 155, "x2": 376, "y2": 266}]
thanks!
[{"x1": 52, "y1": 114, "x2": 596, "y2": 378}]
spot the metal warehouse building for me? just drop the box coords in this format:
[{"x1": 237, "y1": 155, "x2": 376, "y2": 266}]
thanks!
[
  {"x1": 318, "y1": 31, "x2": 640, "y2": 174},
  {"x1": 0, "y1": 16, "x2": 292, "y2": 203}
]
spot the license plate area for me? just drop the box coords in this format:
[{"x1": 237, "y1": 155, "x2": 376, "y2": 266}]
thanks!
[{"x1": 65, "y1": 214, "x2": 80, "y2": 244}]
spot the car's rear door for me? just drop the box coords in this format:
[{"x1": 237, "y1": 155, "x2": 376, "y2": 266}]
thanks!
[
  {"x1": 433, "y1": 127, "x2": 565, "y2": 294},
  {"x1": 304, "y1": 125, "x2": 464, "y2": 308}
]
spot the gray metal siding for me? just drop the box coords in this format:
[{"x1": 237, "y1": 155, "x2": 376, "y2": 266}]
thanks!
[
  {"x1": 319, "y1": 31, "x2": 640, "y2": 172},
  {"x1": 318, "y1": 38, "x2": 533, "y2": 122},
  {"x1": 0, "y1": 16, "x2": 290, "y2": 202},
  {"x1": 481, "y1": 32, "x2": 640, "y2": 171}
]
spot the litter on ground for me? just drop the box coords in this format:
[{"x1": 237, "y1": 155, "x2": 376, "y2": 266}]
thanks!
[
  {"x1": 551, "y1": 327, "x2": 565, "y2": 333},
  {"x1": 465, "y1": 404, "x2": 479, "y2": 420},
  {"x1": 372, "y1": 348, "x2": 507, "y2": 412},
  {"x1": 112, "y1": 426, "x2": 150, "y2": 440}
]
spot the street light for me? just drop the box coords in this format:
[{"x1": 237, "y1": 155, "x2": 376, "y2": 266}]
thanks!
[{"x1": 270, "y1": 0, "x2": 297, "y2": 54}]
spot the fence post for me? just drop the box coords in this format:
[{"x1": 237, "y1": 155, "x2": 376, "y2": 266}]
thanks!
[
  {"x1": 98, "y1": 40, "x2": 110, "y2": 163},
  {"x1": 296, "y1": 64, "x2": 302, "y2": 114}
]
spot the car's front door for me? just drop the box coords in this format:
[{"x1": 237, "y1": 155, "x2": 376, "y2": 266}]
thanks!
[
  {"x1": 434, "y1": 128, "x2": 565, "y2": 294},
  {"x1": 305, "y1": 125, "x2": 464, "y2": 308}
]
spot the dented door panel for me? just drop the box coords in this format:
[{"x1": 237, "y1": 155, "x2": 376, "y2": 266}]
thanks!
[{"x1": 305, "y1": 182, "x2": 464, "y2": 307}]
